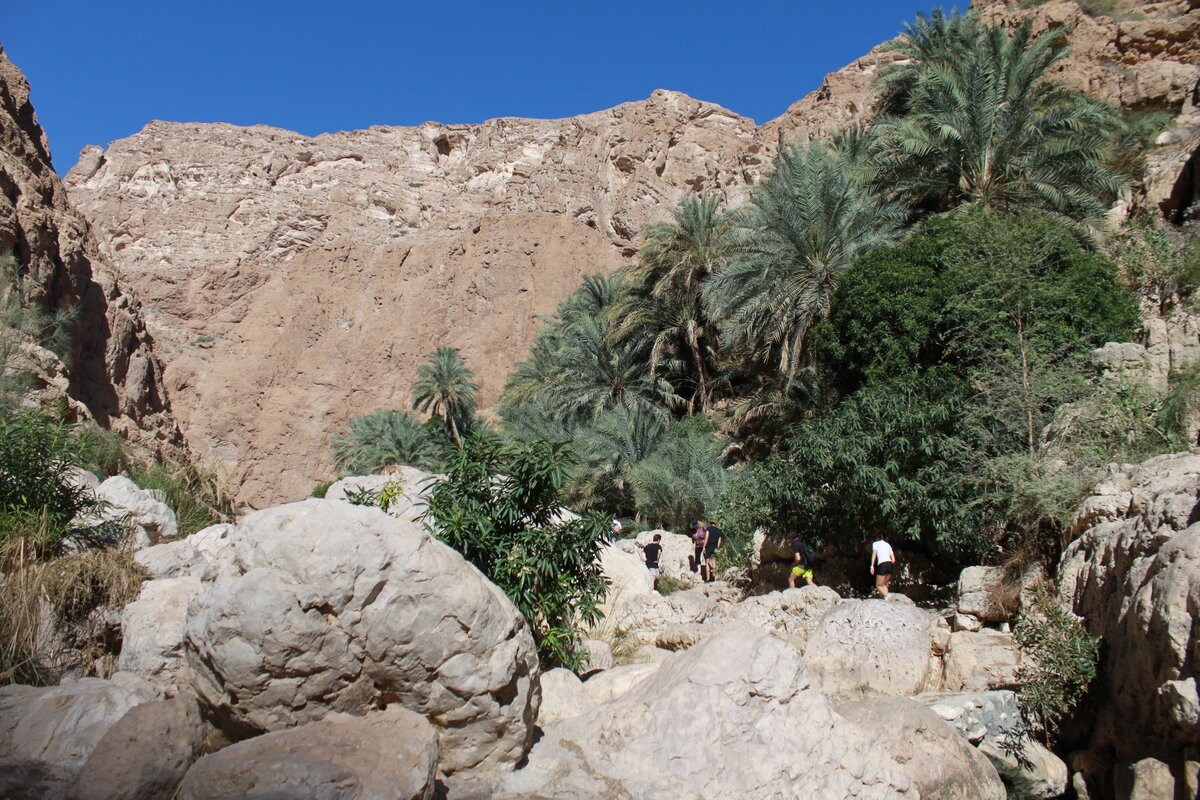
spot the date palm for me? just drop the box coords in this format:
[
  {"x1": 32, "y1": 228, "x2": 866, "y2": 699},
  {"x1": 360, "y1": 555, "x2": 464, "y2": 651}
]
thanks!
[
  {"x1": 873, "y1": 15, "x2": 1124, "y2": 223},
  {"x1": 412, "y1": 346, "x2": 479, "y2": 445},
  {"x1": 707, "y1": 142, "x2": 905, "y2": 390},
  {"x1": 331, "y1": 409, "x2": 442, "y2": 473},
  {"x1": 618, "y1": 193, "x2": 734, "y2": 413}
]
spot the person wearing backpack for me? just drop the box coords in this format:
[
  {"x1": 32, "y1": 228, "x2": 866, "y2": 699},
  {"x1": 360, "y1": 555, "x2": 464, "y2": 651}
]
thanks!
[
  {"x1": 789, "y1": 537, "x2": 817, "y2": 588},
  {"x1": 700, "y1": 520, "x2": 722, "y2": 582}
]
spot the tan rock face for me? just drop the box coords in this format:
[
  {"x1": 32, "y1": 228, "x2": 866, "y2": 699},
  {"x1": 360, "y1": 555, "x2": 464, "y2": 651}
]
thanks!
[
  {"x1": 58, "y1": 0, "x2": 1200, "y2": 505},
  {"x1": 0, "y1": 45, "x2": 177, "y2": 451},
  {"x1": 64, "y1": 94, "x2": 759, "y2": 504}
]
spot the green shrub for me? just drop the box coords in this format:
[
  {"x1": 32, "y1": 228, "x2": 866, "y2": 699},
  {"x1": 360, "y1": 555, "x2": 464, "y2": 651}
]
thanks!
[
  {"x1": 128, "y1": 462, "x2": 232, "y2": 537},
  {"x1": 1013, "y1": 589, "x2": 1100, "y2": 741},
  {"x1": 331, "y1": 409, "x2": 445, "y2": 474},
  {"x1": 310, "y1": 480, "x2": 333, "y2": 498},
  {"x1": 654, "y1": 575, "x2": 688, "y2": 596},
  {"x1": 77, "y1": 424, "x2": 132, "y2": 477},
  {"x1": 422, "y1": 435, "x2": 613, "y2": 669},
  {"x1": 0, "y1": 411, "x2": 99, "y2": 545}
]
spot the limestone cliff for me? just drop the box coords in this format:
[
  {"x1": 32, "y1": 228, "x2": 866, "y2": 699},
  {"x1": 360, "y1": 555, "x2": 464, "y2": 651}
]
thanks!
[
  {"x1": 0, "y1": 44, "x2": 177, "y2": 451},
  {"x1": 57, "y1": 0, "x2": 1200, "y2": 505}
]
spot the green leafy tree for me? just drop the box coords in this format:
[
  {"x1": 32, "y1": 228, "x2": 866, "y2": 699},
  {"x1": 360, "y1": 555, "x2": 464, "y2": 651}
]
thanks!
[
  {"x1": 567, "y1": 405, "x2": 667, "y2": 515},
  {"x1": 707, "y1": 141, "x2": 905, "y2": 389},
  {"x1": 331, "y1": 409, "x2": 445, "y2": 474},
  {"x1": 873, "y1": 14, "x2": 1124, "y2": 223},
  {"x1": 422, "y1": 435, "x2": 613, "y2": 668},
  {"x1": 412, "y1": 347, "x2": 479, "y2": 445}
]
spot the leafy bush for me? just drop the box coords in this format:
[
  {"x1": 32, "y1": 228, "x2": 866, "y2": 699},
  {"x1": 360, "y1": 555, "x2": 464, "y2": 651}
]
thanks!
[
  {"x1": 1013, "y1": 589, "x2": 1100, "y2": 741},
  {"x1": 128, "y1": 461, "x2": 232, "y2": 537},
  {"x1": 422, "y1": 435, "x2": 613, "y2": 668},
  {"x1": 77, "y1": 424, "x2": 133, "y2": 477},
  {"x1": 654, "y1": 575, "x2": 688, "y2": 596},
  {"x1": 331, "y1": 409, "x2": 446, "y2": 475},
  {"x1": 0, "y1": 411, "x2": 100, "y2": 545},
  {"x1": 310, "y1": 480, "x2": 333, "y2": 498},
  {"x1": 0, "y1": 254, "x2": 78, "y2": 411},
  {"x1": 1109, "y1": 221, "x2": 1199, "y2": 312}
]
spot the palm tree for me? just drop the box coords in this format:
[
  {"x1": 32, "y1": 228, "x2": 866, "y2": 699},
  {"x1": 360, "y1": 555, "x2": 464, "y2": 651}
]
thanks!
[
  {"x1": 873, "y1": 16, "x2": 1125, "y2": 223},
  {"x1": 568, "y1": 405, "x2": 667, "y2": 514},
  {"x1": 617, "y1": 193, "x2": 735, "y2": 413},
  {"x1": 707, "y1": 142, "x2": 905, "y2": 390},
  {"x1": 412, "y1": 347, "x2": 479, "y2": 445},
  {"x1": 331, "y1": 409, "x2": 443, "y2": 474}
]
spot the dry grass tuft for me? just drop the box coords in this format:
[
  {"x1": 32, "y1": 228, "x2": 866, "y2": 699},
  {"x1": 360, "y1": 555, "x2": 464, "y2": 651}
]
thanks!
[{"x1": 0, "y1": 528, "x2": 147, "y2": 685}]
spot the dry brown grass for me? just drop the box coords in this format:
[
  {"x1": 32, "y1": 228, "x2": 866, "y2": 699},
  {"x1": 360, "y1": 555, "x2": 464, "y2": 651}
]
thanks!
[{"x1": 0, "y1": 527, "x2": 147, "y2": 685}]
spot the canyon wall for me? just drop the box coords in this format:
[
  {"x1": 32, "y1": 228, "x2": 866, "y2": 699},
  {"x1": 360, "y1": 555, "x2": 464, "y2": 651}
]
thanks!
[{"x1": 0, "y1": 44, "x2": 177, "y2": 452}]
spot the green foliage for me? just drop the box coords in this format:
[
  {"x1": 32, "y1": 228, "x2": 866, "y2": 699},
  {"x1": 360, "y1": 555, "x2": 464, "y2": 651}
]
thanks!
[
  {"x1": 1014, "y1": 589, "x2": 1100, "y2": 740},
  {"x1": 629, "y1": 416, "x2": 727, "y2": 532},
  {"x1": 343, "y1": 481, "x2": 408, "y2": 513},
  {"x1": 707, "y1": 140, "x2": 905, "y2": 388},
  {"x1": 76, "y1": 424, "x2": 133, "y2": 477},
  {"x1": 0, "y1": 411, "x2": 100, "y2": 546},
  {"x1": 127, "y1": 462, "x2": 232, "y2": 537},
  {"x1": 567, "y1": 405, "x2": 667, "y2": 515},
  {"x1": 1160, "y1": 363, "x2": 1200, "y2": 444},
  {"x1": 1109, "y1": 220, "x2": 1200, "y2": 312},
  {"x1": 412, "y1": 347, "x2": 479, "y2": 445},
  {"x1": 310, "y1": 480, "x2": 333, "y2": 499},
  {"x1": 874, "y1": 12, "x2": 1125, "y2": 224},
  {"x1": 422, "y1": 435, "x2": 613, "y2": 668},
  {"x1": 0, "y1": 254, "x2": 79, "y2": 411},
  {"x1": 654, "y1": 574, "x2": 688, "y2": 596},
  {"x1": 331, "y1": 409, "x2": 445, "y2": 474},
  {"x1": 724, "y1": 212, "x2": 1140, "y2": 567}
]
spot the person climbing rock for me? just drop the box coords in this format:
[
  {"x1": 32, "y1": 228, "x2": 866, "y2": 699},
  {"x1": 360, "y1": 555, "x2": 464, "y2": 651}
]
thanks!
[
  {"x1": 643, "y1": 533, "x2": 663, "y2": 590},
  {"x1": 789, "y1": 537, "x2": 816, "y2": 588},
  {"x1": 870, "y1": 530, "x2": 896, "y2": 597},
  {"x1": 701, "y1": 520, "x2": 722, "y2": 582},
  {"x1": 691, "y1": 520, "x2": 707, "y2": 576}
]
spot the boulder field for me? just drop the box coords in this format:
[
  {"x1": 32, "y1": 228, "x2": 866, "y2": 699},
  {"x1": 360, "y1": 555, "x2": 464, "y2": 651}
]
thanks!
[{"x1": 10, "y1": 458, "x2": 1198, "y2": 799}]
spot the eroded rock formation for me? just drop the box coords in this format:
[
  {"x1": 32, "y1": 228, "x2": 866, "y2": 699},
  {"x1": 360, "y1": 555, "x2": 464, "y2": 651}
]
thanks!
[{"x1": 0, "y1": 44, "x2": 177, "y2": 452}]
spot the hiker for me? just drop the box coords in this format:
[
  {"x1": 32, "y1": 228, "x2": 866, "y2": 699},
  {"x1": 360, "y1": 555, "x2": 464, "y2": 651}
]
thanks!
[
  {"x1": 870, "y1": 529, "x2": 896, "y2": 597},
  {"x1": 643, "y1": 533, "x2": 663, "y2": 590},
  {"x1": 690, "y1": 520, "x2": 707, "y2": 576},
  {"x1": 701, "y1": 519, "x2": 722, "y2": 582},
  {"x1": 789, "y1": 536, "x2": 816, "y2": 588}
]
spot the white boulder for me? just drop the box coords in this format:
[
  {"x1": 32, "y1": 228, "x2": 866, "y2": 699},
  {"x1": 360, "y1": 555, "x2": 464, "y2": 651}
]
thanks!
[
  {"x1": 183, "y1": 499, "x2": 539, "y2": 776},
  {"x1": 805, "y1": 599, "x2": 933, "y2": 698}
]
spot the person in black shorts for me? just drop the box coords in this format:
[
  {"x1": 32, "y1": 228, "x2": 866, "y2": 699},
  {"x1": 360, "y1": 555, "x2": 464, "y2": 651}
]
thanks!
[
  {"x1": 870, "y1": 530, "x2": 897, "y2": 597},
  {"x1": 700, "y1": 519, "x2": 722, "y2": 582},
  {"x1": 642, "y1": 534, "x2": 663, "y2": 591},
  {"x1": 789, "y1": 537, "x2": 816, "y2": 587}
]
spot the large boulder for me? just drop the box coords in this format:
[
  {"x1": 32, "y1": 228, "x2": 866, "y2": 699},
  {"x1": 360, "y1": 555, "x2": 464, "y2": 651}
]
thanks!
[
  {"x1": 178, "y1": 707, "x2": 438, "y2": 800},
  {"x1": 1058, "y1": 452, "x2": 1200, "y2": 767},
  {"x1": 118, "y1": 576, "x2": 202, "y2": 694},
  {"x1": 805, "y1": 599, "x2": 933, "y2": 698},
  {"x1": 956, "y1": 566, "x2": 1008, "y2": 623},
  {"x1": 66, "y1": 696, "x2": 205, "y2": 800},
  {"x1": 940, "y1": 631, "x2": 1021, "y2": 692},
  {"x1": 612, "y1": 586, "x2": 714, "y2": 640},
  {"x1": 538, "y1": 668, "x2": 594, "y2": 725},
  {"x1": 325, "y1": 467, "x2": 434, "y2": 523},
  {"x1": 499, "y1": 628, "x2": 917, "y2": 799},
  {"x1": 596, "y1": 542, "x2": 653, "y2": 620},
  {"x1": 722, "y1": 585, "x2": 841, "y2": 651},
  {"x1": 0, "y1": 675, "x2": 159, "y2": 796},
  {"x1": 94, "y1": 476, "x2": 178, "y2": 548},
  {"x1": 920, "y1": 690, "x2": 1068, "y2": 799},
  {"x1": 183, "y1": 499, "x2": 539, "y2": 776},
  {"x1": 134, "y1": 522, "x2": 236, "y2": 580},
  {"x1": 836, "y1": 697, "x2": 1006, "y2": 800}
]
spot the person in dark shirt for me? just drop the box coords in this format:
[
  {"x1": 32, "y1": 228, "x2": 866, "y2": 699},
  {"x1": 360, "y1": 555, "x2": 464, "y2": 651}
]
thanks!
[
  {"x1": 700, "y1": 520, "x2": 722, "y2": 582},
  {"x1": 643, "y1": 534, "x2": 663, "y2": 590},
  {"x1": 789, "y1": 537, "x2": 816, "y2": 587}
]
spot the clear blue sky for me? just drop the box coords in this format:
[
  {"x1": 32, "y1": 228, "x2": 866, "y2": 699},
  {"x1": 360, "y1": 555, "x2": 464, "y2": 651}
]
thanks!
[{"x1": 5, "y1": 1, "x2": 954, "y2": 174}]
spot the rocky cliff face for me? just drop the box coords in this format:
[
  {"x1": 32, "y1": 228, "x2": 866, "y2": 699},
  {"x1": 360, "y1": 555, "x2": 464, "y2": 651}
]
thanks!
[
  {"x1": 0, "y1": 44, "x2": 176, "y2": 451},
  {"x1": 58, "y1": 0, "x2": 1200, "y2": 505}
]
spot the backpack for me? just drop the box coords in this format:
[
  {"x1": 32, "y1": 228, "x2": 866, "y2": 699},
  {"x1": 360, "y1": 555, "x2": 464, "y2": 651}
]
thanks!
[{"x1": 796, "y1": 539, "x2": 817, "y2": 566}]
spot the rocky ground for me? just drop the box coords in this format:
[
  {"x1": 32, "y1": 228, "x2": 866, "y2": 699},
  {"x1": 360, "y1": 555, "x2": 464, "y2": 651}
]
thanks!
[{"x1": 2, "y1": 456, "x2": 1196, "y2": 799}]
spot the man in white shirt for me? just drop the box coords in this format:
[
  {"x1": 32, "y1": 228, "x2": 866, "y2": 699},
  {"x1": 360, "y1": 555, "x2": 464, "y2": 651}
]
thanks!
[{"x1": 870, "y1": 531, "x2": 896, "y2": 597}]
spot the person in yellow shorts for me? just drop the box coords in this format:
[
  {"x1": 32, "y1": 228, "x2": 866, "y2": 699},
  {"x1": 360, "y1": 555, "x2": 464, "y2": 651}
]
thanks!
[{"x1": 789, "y1": 537, "x2": 817, "y2": 588}]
